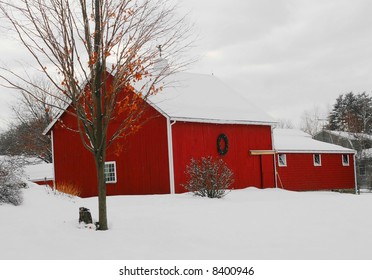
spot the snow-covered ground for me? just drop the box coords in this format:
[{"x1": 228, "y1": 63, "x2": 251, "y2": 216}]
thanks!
[{"x1": 1, "y1": 184, "x2": 372, "y2": 260}]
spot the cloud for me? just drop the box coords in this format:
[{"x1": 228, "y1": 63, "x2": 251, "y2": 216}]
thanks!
[
  {"x1": 179, "y1": 0, "x2": 372, "y2": 123},
  {"x1": 1, "y1": 0, "x2": 372, "y2": 129}
]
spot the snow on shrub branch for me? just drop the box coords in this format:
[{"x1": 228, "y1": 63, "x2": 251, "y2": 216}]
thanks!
[
  {"x1": 183, "y1": 156, "x2": 234, "y2": 198},
  {"x1": 0, "y1": 156, "x2": 27, "y2": 206}
]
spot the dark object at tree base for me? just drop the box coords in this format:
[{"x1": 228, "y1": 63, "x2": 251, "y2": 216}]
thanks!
[{"x1": 79, "y1": 207, "x2": 93, "y2": 224}]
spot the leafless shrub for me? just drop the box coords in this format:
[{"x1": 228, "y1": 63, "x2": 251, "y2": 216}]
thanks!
[
  {"x1": 0, "y1": 157, "x2": 26, "y2": 206},
  {"x1": 183, "y1": 156, "x2": 234, "y2": 198}
]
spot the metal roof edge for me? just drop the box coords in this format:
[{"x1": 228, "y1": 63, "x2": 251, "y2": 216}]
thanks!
[
  {"x1": 144, "y1": 98, "x2": 170, "y2": 119},
  {"x1": 42, "y1": 102, "x2": 71, "y2": 135},
  {"x1": 275, "y1": 149, "x2": 356, "y2": 154},
  {"x1": 168, "y1": 116, "x2": 277, "y2": 126}
]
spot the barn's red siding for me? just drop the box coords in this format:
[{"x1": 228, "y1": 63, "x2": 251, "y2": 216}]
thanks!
[
  {"x1": 52, "y1": 105, "x2": 170, "y2": 197},
  {"x1": 276, "y1": 153, "x2": 355, "y2": 191},
  {"x1": 171, "y1": 122, "x2": 276, "y2": 193}
]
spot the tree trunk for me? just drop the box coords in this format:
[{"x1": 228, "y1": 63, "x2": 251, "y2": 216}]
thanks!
[
  {"x1": 92, "y1": 0, "x2": 108, "y2": 231},
  {"x1": 95, "y1": 155, "x2": 108, "y2": 230}
]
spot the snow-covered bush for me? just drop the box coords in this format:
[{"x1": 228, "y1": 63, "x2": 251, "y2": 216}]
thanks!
[
  {"x1": 0, "y1": 156, "x2": 26, "y2": 206},
  {"x1": 0, "y1": 185, "x2": 24, "y2": 206},
  {"x1": 183, "y1": 156, "x2": 234, "y2": 198}
]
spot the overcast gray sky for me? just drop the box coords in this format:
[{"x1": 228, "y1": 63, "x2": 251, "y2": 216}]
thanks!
[
  {"x1": 179, "y1": 0, "x2": 372, "y2": 124},
  {"x1": 1, "y1": 0, "x2": 372, "y2": 130}
]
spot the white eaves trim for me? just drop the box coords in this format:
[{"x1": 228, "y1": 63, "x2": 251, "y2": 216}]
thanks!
[
  {"x1": 167, "y1": 116, "x2": 276, "y2": 126},
  {"x1": 42, "y1": 71, "x2": 92, "y2": 135},
  {"x1": 42, "y1": 101, "x2": 71, "y2": 135},
  {"x1": 276, "y1": 149, "x2": 356, "y2": 154}
]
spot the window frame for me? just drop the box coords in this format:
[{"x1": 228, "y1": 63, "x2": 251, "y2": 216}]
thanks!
[
  {"x1": 342, "y1": 154, "x2": 350, "y2": 166},
  {"x1": 278, "y1": 153, "x2": 287, "y2": 167},
  {"x1": 104, "y1": 161, "x2": 117, "y2": 184},
  {"x1": 313, "y1": 154, "x2": 321, "y2": 166}
]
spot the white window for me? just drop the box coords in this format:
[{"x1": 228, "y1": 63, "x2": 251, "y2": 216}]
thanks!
[
  {"x1": 313, "y1": 154, "x2": 321, "y2": 166},
  {"x1": 342, "y1": 154, "x2": 349, "y2": 166},
  {"x1": 278, "y1": 154, "x2": 287, "y2": 167},
  {"x1": 104, "y1": 161, "x2": 117, "y2": 183}
]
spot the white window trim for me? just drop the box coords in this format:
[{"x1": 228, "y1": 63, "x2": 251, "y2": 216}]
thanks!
[
  {"x1": 313, "y1": 154, "x2": 321, "y2": 166},
  {"x1": 342, "y1": 154, "x2": 350, "y2": 166},
  {"x1": 278, "y1": 154, "x2": 287, "y2": 167},
  {"x1": 105, "y1": 161, "x2": 117, "y2": 184}
]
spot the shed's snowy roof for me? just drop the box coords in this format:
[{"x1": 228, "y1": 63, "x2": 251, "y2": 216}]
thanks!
[
  {"x1": 146, "y1": 72, "x2": 275, "y2": 124},
  {"x1": 24, "y1": 163, "x2": 54, "y2": 182},
  {"x1": 274, "y1": 129, "x2": 355, "y2": 153}
]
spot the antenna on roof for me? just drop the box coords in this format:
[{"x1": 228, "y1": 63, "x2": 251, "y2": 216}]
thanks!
[
  {"x1": 153, "y1": 45, "x2": 168, "y2": 73},
  {"x1": 157, "y1": 45, "x2": 162, "y2": 58}
]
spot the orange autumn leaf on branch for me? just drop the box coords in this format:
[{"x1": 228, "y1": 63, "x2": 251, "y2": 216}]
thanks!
[
  {"x1": 88, "y1": 52, "x2": 98, "y2": 66},
  {"x1": 134, "y1": 72, "x2": 142, "y2": 81}
]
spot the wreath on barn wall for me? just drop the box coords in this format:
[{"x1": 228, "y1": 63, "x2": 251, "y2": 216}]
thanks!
[{"x1": 217, "y1": 134, "x2": 228, "y2": 156}]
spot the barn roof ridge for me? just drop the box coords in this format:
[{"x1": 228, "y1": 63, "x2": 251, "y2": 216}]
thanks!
[{"x1": 144, "y1": 72, "x2": 276, "y2": 125}]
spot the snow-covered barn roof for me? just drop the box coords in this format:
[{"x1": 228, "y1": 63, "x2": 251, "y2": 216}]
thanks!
[
  {"x1": 273, "y1": 129, "x2": 356, "y2": 154},
  {"x1": 145, "y1": 72, "x2": 275, "y2": 125},
  {"x1": 43, "y1": 72, "x2": 276, "y2": 135},
  {"x1": 24, "y1": 163, "x2": 54, "y2": 182}
]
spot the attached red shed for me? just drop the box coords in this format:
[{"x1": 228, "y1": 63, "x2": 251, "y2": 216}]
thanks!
[
  {"x1": 24, "y1": 163, "x2": 54, "y2": 188},
  {"x1": 273, "y1": 129, "x2": 356, "y2": 191},
  {"x1": 45, "y1": 72, "x2": 277, "y2": 197}
]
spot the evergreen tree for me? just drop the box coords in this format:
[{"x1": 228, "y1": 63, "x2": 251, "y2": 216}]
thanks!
[{"x1": 328, "y1": 92, "x2": 372, "y2": 133}]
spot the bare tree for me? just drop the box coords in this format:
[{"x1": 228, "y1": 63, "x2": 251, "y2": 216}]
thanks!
[
  {"x1": 300, "y1": 106, "x2": 328, "y2": 136},
  {"x1": 0, "y1": 119, "x2": 52, "y2": 161},
  {"x1": 275, "y1": 119, "x2": 294, "y2": 129},
  {"x1": 0, "y1": 79, "x2": 64, "y2": 162},
  {"x1": 0, "y1": 0, "x2": 193, "y2": 230}
]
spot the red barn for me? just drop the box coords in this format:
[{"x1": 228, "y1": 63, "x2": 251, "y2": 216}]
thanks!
[
  {"x1": 273, "y1": 129, "x2": 356, "y2": 192},
  {"x1": 45, "y1": 72, "x2": 277, "y2": 197}
]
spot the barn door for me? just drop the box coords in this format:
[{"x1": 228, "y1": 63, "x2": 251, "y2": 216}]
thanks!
[
  {"x1": 259, "y1": 155, "x2": 264, "y2": 188},
  {"x1": 250, "y1": 150, "x2": 276, "y2": 188}
]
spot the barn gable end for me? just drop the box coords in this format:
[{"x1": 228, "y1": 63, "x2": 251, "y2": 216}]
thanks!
[{"x1": 51, "y1": 101, "x2": 170, "y2": 197}]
